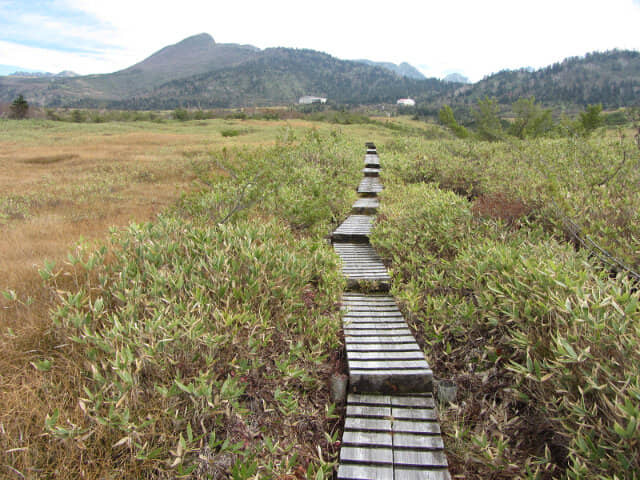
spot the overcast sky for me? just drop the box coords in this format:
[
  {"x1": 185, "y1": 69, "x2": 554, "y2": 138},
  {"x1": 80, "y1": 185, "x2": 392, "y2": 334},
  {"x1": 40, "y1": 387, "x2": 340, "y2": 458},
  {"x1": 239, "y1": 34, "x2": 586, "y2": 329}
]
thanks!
[{"x1": 1, "y1": 0, "x2": 640, "y2": 81}]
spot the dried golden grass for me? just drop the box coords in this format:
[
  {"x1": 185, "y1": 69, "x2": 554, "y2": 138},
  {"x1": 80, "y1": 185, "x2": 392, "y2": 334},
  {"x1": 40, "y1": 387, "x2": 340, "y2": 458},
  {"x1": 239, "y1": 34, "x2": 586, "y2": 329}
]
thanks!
[{"x1": 0, "y1": 127, "x2": 203, "y2": 478}]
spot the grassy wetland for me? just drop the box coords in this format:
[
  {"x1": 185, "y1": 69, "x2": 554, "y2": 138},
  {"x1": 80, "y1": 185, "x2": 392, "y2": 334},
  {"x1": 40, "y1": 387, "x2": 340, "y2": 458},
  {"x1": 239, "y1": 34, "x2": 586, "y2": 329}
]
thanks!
[{"x1": 1, "y1": 111, "x2": 640, "y2": 478}]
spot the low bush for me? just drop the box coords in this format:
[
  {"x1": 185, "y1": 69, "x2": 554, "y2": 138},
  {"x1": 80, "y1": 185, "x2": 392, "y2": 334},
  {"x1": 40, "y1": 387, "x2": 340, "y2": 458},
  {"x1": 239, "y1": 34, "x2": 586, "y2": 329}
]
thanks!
[{"x1": 372, "y1": 183, "x2": 640, "y2": 478}]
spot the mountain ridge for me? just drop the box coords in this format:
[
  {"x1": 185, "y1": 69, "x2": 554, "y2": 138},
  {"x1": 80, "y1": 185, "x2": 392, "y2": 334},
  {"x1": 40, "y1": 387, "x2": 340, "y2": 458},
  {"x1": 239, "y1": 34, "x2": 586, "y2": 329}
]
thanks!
[
  {"x1": 354, "y1": 59, "x2": 426, "y2": 79},
  {"x1": 1, "y1": 34, "x2": 638, "y2": 109}
]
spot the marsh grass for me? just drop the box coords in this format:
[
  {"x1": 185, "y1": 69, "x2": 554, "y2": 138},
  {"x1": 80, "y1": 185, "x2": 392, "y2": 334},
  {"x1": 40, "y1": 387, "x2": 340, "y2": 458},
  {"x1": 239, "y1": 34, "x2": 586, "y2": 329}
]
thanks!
[
  {"x1": 372, "y1": 143, "x2": 640, "y2": 478},
  {"x1": 0, "y1": 119, "x2": 378, "y2": 478}
]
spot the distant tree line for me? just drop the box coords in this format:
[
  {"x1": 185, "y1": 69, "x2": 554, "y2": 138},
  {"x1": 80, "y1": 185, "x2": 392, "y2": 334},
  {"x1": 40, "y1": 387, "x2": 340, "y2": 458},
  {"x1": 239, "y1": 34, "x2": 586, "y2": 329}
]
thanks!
[
  {"x1": 437, "y1": 96, "x2": 635, "y2": 141},
  {"x1": 447, "y1": 50, "x2": 640, "y2": 109}
]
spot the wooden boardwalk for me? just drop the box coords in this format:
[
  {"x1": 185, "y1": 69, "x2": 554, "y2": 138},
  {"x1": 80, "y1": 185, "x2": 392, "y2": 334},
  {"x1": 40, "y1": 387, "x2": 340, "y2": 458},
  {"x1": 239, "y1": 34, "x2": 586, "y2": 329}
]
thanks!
[
  {"x1": 342, "y1": 294, "x2": 432, "y2": 393},
  {"x1": 364, "y1": 154, "x2": 380, "y2": 168},
  {"x1": 332, "y1": 215, "x2": 375, "y2": 242},
  {"x1": 358, "y1": 177, "x2": 383, "y2": 195},
  {"x1": 333, "y1": 143, "x2": 450, "y2": 479},
  {"x1": 333, "y1": 244, "x2": 391, "y2": 289},
  {"x1": 338, "y1": 393, "x2": 449, "y2": 480},
  {"x1": 352, "y1": 197, "x2": 379, "y2": 215}
]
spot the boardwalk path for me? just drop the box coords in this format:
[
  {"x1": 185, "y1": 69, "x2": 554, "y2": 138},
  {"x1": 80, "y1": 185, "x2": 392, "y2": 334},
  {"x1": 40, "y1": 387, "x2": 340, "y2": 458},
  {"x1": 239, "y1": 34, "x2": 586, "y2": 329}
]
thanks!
[{"x1": 331, "y1": 144, "x2": 450, "y2": 480}]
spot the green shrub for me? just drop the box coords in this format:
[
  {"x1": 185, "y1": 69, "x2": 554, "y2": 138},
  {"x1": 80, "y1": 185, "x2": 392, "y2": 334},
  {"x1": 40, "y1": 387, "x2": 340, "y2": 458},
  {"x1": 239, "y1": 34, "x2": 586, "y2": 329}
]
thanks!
[
  {"x1": 220, "y1": 128, "x2": 243, "y2": 137},
  {"x1": 46, "y1": 214, "x2": 344, "y2": 475},
  {"x1": 372, "y1": 180, "x2": 640, "y2": 478},
  {"x1": 172, "y1": 108, "x2": 190, "y2": 121}
]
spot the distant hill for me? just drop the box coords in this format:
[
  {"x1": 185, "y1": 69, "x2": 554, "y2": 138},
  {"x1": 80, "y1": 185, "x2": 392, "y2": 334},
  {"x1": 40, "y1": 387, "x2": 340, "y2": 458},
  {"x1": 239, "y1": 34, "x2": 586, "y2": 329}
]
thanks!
[
  {"x1": 7, "y1": 70, "x2": 78, "y2": 78},
  {"x1": 112, "y1": 33, "x2": 259, "y2": 91},
  {"x1": 0, "y1": 33, "x2": 260, "y2": 105},
  {"x1": 443, "y1": 73, "x2": 469, "y2": 84},
  {"x1": 448, "y1": 50, "x2": 640, "y2": 107},
  {"x1": 2, "y1": 35, "x2": 639, "y2": 109},
  {"x1": 355, "y1": 60, "x2": 426, "y2": 79},
  {"x1": 112, "y1": 48, "x2": 452, "y2": 109},
  {"x1": 0, "y1": 35, "x2": 453, "y2": 108}
]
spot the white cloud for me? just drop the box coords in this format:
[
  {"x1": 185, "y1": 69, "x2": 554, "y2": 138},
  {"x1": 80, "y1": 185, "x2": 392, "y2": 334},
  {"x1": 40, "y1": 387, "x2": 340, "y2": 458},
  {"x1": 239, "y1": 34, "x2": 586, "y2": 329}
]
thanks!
[{"x1": 0, "y1": 40, "x2": 136, "y2": 74}]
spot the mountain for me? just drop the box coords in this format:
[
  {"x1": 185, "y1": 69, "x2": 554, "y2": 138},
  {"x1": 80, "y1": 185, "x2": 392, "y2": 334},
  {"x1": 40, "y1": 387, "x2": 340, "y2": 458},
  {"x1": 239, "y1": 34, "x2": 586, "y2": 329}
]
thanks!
[
  {"x1": 7, "y1": 70, "x2": 78, "y2": 78},
  {"x1": 443, "y1": 73, "x2": 469, "y2": 84},
  {"x1": 0, "y1": 33, "x2": 261, "y2": 105},
  {"x1": 448, "y1": 50, "x2": 640, "y2": 107},
  {"x1": 0, "y1": 35, "x2": 453, "y2": 108},
  {"x1": 2, "y1": 34, "x2": 638, "y2": 109},
  {"x1": 355, "y1": 60, "x2": 426, "y2": 79},
  {"x1": 112, "y1": 48, "x2": 452, "y2": 109},
  {"x1": 112, "y1": 33, "x2": 259, "y2": 90},
  {"x1": 0, "y1": 65, "x2": 46, "y2": 76}
]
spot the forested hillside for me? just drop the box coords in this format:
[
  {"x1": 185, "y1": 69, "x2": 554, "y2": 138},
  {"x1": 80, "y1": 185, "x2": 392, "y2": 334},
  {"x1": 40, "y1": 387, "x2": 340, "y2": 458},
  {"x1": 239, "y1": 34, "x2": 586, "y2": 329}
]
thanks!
[
  {"x1": 110, "y1": 49, "x2": 452, "y2": 109},
  {"x1": 1, "y1": 34, "x2": 638, "y2": 109},
  {"x1": 449, "y1": 50, "x2": 640, "y2": 107}
]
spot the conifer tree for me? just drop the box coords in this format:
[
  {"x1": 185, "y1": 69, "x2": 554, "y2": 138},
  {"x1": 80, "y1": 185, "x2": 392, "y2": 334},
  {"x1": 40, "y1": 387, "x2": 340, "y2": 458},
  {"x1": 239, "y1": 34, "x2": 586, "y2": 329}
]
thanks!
[{"x1": 10, "y1": 95, "x2": 29, "y2": 119}]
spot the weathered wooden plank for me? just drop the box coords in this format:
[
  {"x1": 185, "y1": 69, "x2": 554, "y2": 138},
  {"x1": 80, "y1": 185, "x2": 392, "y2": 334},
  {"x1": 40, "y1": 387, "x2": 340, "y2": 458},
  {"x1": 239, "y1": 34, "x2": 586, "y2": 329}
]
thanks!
[
  {"x1": 342, "y1": 302, "x2": 399, "y2": 308},
  {"x1": 344, "y1": 324, "x2": 409, "y2": 331},
  {"x1": 393, "y1": 450, "x2": 448, "y2": 468},
  {"x1": 342, "y1": 302, "x2": 398, "y2": 308},
  {"x1": 341, "y1": 268, "x2": 390, "y2": 273},
  {"x1": 339, "y1": 261, "x2": 386, "y2": 265},
  {"x1": 346, "y1": 343, "x2": 422, "y2": 352},
  {"x1": 332, "y1": 215, "x2": 375, "y2": 242},
  {"x1": 347, "y1": 394, "x2": 391, "y2": 404},
  {"x1": 336, "y1": 260, "x2": 387, "y2": 266},
  {"x1": 364, "y1": 155, "x2": 380, "y2": 167},
  {"x1": 343, "y1": 309, "x2": 402, "y2": 316},
  {"x1": 344, "y1": 319, "x2": 404, "y2": 326},
  {"x1": 349, "y1": 360, "x2": 431, "y2": 370},
  {"x1": 337, "y1": 247, "x2": 392, "y2": 284},
  {"x1": 345, "y1": 282, "x2": 392, "y2": 290},
  {"x1": 343, "y1": 313, "x2": 403, "y2": 320},
  {"x1": 363, "y1": 168, "x2": 380, "y2": 177},
  {"x1": 337, "y1": 464, "x2": 393, "y2": 480},
  {"x1": 344, "y1": 417, "x2": 392, "y2": 432},
  {"x1": 342, "y1": 306, "x2": 400, "y2": 312},
  {"x1": 346, "y1": 335, "x2": 417, "y2": 344},
  {"x1": 345, "y1": 281, "x2": 392, "y2": 288},
  {"x1": 344, "y1": 324, "x2": 409, "y2": 332},
  {"x1": 344, "y1": 328, "x2": 413, "y2": 336},
  {"x1": 342, "y1": 274, "x2": 391, "y2": 279},
  {"x1": 343, "y1": 316, "x2": 404, "y2": 324},
  {"x1": 335, "y1": 254, "x2": 385, "y2": 260},
  {"x1": 348, "y1": 351, "x2": 427, "y2": 361},
  {"x1": 393, "y1": 433, "x2": 444, "y2": 450},
  {"x1": 343, "y1": 312, "x2": 403, "y2": 319},
  {"x1": 358, "y1": 177, "x2": 383, "y2": 194},
  {"x1": 392, "y1": 468, "x2": 451, "y2": 480},
  {"x1": 342, "y1": 296, "x2": 396, "y2": 303},
  {"x1": 343, "y1": 328, "x2": 411, "y2": 338},
  {"x1": 343, "y1": 310, "x2": 400, "y2": 317},
  {"x1": 391, "y1": 396, "x2": 436, "y2": 408},
  {"x1": 392, "y1": 407, "x2": 438, "y2": 421},
  {"x1": 341, "y1": 271, "x2": 389, "y2": 275},
  {"x1": 393, "y1": 420, "x2": 441, "y2": 435},
  {"x1": 340, "y1": 262, "x2": 387, "y2": 266},
  {"x1": 346, "y1": 405, "x2": 391, "y2": 417},
  {"x1": 352, "y1": 197, "x2": 380, "y2": 215},
  {"x1": 342, "y1": 430, "x2": 393, "y2": 447},
  {"x1": 340, "y1": 446, "x2": 393, "y2": 464}
]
